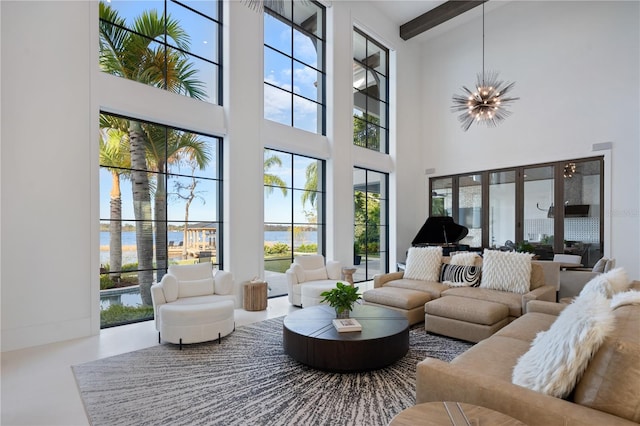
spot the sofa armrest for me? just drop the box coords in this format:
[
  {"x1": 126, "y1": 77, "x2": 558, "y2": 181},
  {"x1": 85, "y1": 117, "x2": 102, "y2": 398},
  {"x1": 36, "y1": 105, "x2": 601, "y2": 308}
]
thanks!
[
  {"x1": 325, "y1": 260, "x2": 342, "y2": 280},
  {"x1": 559, "y1": 270, "x2": 600, "y2": 300},
  {"x1": 522, "y1": 284, "x2": 556, "y2": 310},
  {"x1": 526, "y1": 300, "x2": 566, "y2": 316},
  {"x1": 416, "y1": 357, "x2": 637, "y2": 426},
  {"x1": 373, "y1": 271, "x2": 404, "y2": 288}
]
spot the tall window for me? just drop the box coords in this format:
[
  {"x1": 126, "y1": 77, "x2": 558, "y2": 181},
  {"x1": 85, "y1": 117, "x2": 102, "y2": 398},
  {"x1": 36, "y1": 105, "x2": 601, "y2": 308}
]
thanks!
[
  {"x1": 429, "y1": 157, "x2": 604, "y2": 267},
  {"x1": 264, "y1": 1, "x2": 326, "y2": 134},
  {"x1": 99, "y1": 113, "x2": 222, "y2": 328},
  {"x1": 354, "y1": 168, "x2": 389, "y2": 282},
  {"x1": 99, "y1": 0, "x2": 222, "y2": 104},
  {"x1": 264, "y1": 149, "x2": 325, "y2": 296},
  {"x1": 353, "y1": 28, "x2": 389, "y2": 153}
]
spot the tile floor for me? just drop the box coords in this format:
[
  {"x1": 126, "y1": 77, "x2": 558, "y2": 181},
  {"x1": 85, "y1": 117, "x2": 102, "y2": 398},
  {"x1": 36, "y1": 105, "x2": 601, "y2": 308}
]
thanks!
[
  {"x1": 1, "y1": 296, "x2": 298, "y2": 426},
  {"x1": 1, "y1": 283, "x2": 373, "y2": 426}
]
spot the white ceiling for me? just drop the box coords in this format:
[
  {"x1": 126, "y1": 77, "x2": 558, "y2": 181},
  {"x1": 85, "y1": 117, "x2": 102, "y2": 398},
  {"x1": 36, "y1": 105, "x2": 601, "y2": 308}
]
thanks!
[{"x1": 369, "y1": 1, "x2": 448, "y2": 26}]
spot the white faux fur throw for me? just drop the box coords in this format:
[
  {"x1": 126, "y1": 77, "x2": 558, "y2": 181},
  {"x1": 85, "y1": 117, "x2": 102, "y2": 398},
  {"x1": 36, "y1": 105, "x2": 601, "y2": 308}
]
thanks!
[
  {"x1": 611, "y1": 290, "x2": 640, "y2": 309},
  {"x1": 512, "y1": 291, "x2": 614, "y2": 398}
]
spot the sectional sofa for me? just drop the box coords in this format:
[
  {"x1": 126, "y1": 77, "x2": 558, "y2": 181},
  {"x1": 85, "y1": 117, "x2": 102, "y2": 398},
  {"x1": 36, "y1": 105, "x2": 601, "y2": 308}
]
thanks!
[
  {"x1": 415, "y1": 279, "x2": 640, "y2": 425},
  {"x1": 363, "y1": 249, "x2": 557, "y2": 341}
]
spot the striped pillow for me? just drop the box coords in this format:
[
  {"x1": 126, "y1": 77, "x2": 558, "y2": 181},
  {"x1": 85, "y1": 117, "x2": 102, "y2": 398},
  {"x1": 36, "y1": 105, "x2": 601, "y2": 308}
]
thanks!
[{"x1": 440, "y1": 264, "x2": 481, "y2": 287}]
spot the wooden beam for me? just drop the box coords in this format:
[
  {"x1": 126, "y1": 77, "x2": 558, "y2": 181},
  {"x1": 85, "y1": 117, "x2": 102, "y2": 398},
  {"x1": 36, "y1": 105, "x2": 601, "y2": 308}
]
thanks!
[{"x1": 400, "y1": 0, "x2": 487, "y2": 41}]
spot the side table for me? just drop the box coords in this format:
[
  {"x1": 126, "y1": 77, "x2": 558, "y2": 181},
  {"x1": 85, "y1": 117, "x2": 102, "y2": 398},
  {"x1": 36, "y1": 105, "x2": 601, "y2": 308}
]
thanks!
[
  {"x1": 243, "y1": 280, "x2": 268, "y2": 311},
  {"x1": 389, "y1": 401, "x2": 526, "y2": 425},
  {"x1": 341, "y1": 267, "x2": 357, "y2": 285}
]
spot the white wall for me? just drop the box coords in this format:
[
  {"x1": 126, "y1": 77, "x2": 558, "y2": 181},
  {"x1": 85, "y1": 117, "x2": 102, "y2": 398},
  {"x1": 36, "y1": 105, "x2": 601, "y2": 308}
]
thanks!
[
  {"x1": 419, "y1": 1, "x2": 640, "y2": 277},
  {"x1": 0, "y1": 0, "x2": 424, "y2": 351}
]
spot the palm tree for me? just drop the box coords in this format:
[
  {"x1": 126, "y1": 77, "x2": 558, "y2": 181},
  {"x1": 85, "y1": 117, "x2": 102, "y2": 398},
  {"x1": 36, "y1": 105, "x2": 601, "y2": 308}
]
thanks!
[
  {"x1": 145, "y1": 126, "x2": 211, "y2": 278},
  {"x1": 301, "y1": 161, "x2": 318, "y2": 209},
  {"x1": 264, "y1": 151, "x2": 287, "y2": 197},
  {"x1": 99, "y1": 2, "x2": 207, "y2": 305},
  {"x1": 99, "y1": 115, "x2": 131, "y2": 281}
]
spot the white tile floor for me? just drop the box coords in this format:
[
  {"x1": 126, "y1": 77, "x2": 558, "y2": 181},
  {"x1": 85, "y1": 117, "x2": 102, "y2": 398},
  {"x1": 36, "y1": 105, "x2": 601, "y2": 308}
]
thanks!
[{"x1": 0, "y1": 296, "x2": 299, "y2": 426}]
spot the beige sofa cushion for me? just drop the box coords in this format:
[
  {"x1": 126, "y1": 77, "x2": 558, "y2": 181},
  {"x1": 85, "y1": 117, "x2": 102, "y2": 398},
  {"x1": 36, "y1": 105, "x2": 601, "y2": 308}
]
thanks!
[
  {"x1": 494, "y1": 312, "x2": 556, "y2": 342},
  {"x1": 572, "y1": 305, "x2": 640, "y2": 422},
  {"x1": 363, "y1": 286, "x2": 431, "y2": 310},
  {"x1": 452, "y1": 335, "x2": 532, "y2": 382},
  {"x1": 385, "y1": 279, "x2": 449, "y2": 299},
  {"x1": 442, "y1": 286, "x2": 524, "y2": 318}
]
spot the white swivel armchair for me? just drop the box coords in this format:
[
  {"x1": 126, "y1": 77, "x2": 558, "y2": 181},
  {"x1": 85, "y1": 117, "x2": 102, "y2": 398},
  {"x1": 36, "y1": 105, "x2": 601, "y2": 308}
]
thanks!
[
  {"x1": 150, "y1": 263, "x2": 238, "y2": 348},
  {"x1": 285, "y1": 254, "x2": 342, "y2": 307}
]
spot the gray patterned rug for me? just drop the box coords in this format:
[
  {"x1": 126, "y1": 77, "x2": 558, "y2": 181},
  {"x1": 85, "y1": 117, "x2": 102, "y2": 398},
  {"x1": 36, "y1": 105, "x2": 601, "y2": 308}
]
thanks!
[{"x1": 72, "y1": 317, "x2": 472, "y2": 426}]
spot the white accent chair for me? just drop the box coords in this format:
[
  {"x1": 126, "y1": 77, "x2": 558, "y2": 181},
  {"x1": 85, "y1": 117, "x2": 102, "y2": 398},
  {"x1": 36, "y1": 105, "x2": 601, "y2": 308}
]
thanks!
[
  {"x1": 285, "y1": 254, "x2": 342, "y2": 307},
  {"x1": 150, "y1": 263, "x2": 238, "y2": 349}
]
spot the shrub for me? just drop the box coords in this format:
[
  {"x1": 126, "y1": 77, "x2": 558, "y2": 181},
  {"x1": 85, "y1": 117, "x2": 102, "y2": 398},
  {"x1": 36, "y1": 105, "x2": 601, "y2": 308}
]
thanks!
[
  {"x1": 264, "y1": 242, "x2": 290, "y2": 255},
  {"x1": 100, "y1": 274, "x2": 114, "y2": 290},
  {"x1": 297, "y1": 243, "x2": 317, "y2": 253},
  {"x1": 100, "y1": 304, "x2": 154, "y2": 328}
]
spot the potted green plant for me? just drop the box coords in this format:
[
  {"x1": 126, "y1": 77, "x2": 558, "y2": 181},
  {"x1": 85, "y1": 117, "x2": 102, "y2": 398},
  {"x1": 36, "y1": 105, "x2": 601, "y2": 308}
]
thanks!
[{"x1": 320, "y1": 282, "x2": 362, "y2": 319}]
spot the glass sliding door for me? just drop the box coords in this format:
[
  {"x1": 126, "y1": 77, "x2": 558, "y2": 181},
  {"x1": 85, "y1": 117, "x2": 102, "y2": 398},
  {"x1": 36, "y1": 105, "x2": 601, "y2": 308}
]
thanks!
[
  {"x1": 523, "y1": 165, "x2": 555, "y2": 258},
  {"x1": 562, "y1": 159, "x2": 602, "y2": 267},
  {"x1": 430, "y1": 177, "x2": 453, "y2": 217},
  {"x1": 489, "y1": 171, "x2": 516, "y2": 249},
  {"x1": 457, "y1": 174, "x2": 482, "y2": 248}
]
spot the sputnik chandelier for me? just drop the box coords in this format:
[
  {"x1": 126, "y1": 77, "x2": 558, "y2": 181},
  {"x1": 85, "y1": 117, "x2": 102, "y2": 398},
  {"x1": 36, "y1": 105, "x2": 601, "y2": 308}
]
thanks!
[{"x1": 451, "y1": 2, "x2": 519, "y2": 131}]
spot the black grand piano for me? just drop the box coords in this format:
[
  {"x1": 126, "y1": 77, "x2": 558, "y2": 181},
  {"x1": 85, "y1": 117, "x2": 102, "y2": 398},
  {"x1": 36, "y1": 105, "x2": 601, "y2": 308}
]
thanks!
[{"x1": 411, "y1": 216, "x2": 469, "y2": 255}]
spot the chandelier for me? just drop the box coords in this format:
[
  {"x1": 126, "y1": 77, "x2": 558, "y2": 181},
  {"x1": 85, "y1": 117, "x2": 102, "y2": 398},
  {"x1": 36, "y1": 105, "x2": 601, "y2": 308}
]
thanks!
[
  {"x1": 563, "y1": 162, "x2": 576, "y2": 178},
  {"x1": 451, "y1": 3, "x2": 519, "y2": 131}
]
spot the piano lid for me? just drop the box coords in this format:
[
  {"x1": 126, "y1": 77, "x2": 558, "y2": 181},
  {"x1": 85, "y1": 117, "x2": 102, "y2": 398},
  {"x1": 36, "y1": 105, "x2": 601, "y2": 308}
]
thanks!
[{"x1": 411, "y1": 216, "x2": 469, "y2": 245}]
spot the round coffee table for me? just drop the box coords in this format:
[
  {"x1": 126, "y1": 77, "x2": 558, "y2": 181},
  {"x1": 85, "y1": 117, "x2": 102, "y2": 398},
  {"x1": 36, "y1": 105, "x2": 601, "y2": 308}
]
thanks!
[{"x1": 283, "y1": 304, "x2": 409, "y2": 372}]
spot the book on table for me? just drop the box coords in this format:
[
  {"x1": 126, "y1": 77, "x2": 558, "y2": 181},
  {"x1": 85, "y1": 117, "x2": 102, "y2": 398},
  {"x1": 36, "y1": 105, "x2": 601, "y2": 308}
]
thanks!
[{"x1": 332, "y1": 318, "x2": 362, "y2": 332}]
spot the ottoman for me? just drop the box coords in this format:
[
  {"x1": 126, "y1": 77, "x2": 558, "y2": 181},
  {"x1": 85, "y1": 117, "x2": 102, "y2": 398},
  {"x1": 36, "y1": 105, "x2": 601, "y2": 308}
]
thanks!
[
  {"x1": 158, "y1": 299, "x2": 235, "y2": 349},
  {"x1": 363, "y1": 287, "x2": 432, "y2": 325},
  {"x1": 425, "y1": 296, "x2": 510, "y2": 343},
  {"x1": 301, "y1": 282, "x2": 339, "y2": 307}
]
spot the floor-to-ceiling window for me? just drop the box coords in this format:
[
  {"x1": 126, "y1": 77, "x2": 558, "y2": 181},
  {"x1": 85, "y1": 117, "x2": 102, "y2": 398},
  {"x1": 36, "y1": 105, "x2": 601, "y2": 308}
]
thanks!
[
  {"x1": 354, "y1": 168, "x2": 389, "y2": 282},
  {"x1": 264, "y1": 0, "x2": 326, "y2": 134},
  {"x1": 98, "y1": 0, "x2": 223, "y2": 328},
  {"x1": 353, "y1": 28, "x2": 389, "y2": 153},
  {"x1": 264, "y1": 149, "x2": 325, "y2": 297},
  {"x1": 99, "y1": 113, "x2": 222, "y2": 328},
  {"x1": 428, "y1": 157, "x2": 604, "y2": 267}
]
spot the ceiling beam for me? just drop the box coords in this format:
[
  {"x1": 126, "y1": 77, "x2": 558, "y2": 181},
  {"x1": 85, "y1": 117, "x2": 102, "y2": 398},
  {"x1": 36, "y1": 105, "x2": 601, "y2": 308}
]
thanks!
[{"x1": 400, "y1": 0, "x2": 487, "y2": 41}]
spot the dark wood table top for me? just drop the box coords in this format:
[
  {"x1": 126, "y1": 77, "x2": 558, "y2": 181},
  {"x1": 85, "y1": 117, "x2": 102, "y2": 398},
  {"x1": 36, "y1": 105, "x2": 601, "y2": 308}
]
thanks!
[{"x1": 283, "y1": 303, "x2": 408, "y2": 341}]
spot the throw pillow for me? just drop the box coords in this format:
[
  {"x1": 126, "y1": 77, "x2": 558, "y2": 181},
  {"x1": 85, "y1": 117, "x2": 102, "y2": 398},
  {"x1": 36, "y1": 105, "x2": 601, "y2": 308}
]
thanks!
[
  {"x1": 403, "y1": 246, "x2": 443, "y2": 282},
  {"x1": 439, "y1": 264, "x2": 481, "y2": 287},
  {"x1": 479, "y1": 249, "x2": 532, "y2": 294},
  {"x1": 512, "y1": 291, "x2": 614, "y2": 398},
  {"x1": 592, "y1": 257, "x2": 608, "y2": 273},
  {"x1": 178, "y1": 277, "x2": 215, "y2": 298},
  {"x1": 305, "y1": 267, "x2": 328, "y2": 281},
  {"x1": 604, "y1": 258, "x2": 616, "y2": 272},
  {"x1": 450, "y1": 252, "x2": 480, "y2": 266},
  {"x1": 580, "y1": 267, "x2": 630, "y2": 298}
]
